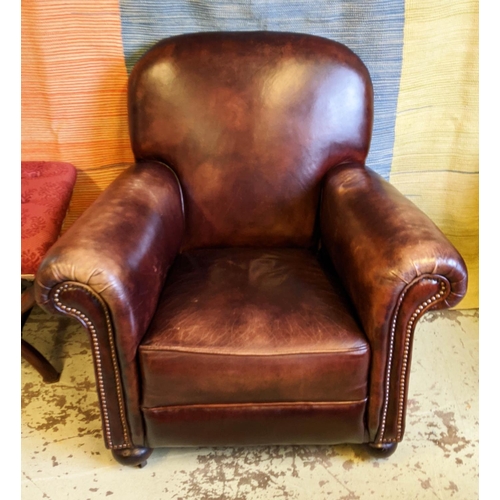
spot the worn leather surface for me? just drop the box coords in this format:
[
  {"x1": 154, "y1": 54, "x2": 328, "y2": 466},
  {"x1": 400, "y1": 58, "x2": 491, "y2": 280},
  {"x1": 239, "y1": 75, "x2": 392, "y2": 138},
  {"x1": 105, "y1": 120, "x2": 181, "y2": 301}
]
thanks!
[
  {"x1": 143, "y1": 401, "x2": 368, "y2": 448},
  {"x1": 140, "y1": 248, "x2": 370, "y2": 407},
  {"x1": 320, "y1": 162, "x2": 468, "y2": 441},
  {"x1": 128, "y1": 31, "x2": 373, "y2": 250},
  {"x1": 49, "y1": 282, "x2": 136, "y2": 449},
  {"x1": 379, "y1": 276, "x2": 448, "y2": 444},
  {"x1": 35, "y1": 161, "x2": 184, "y2": 445},
  {"x1": 33, "y1": 32, "x2": 469, "y2": 456}
]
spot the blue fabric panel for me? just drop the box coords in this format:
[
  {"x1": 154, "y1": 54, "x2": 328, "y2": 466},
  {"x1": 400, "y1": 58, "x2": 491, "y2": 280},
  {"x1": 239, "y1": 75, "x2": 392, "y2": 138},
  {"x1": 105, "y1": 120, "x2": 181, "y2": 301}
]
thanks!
[{"x1": 119, "y1": 0, "x2": 405, "y2": 178}]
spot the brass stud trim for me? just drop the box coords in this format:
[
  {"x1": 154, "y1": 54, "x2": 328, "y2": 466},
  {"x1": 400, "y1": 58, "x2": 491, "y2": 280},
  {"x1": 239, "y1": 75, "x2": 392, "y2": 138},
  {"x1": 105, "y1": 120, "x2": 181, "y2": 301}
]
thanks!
[
  {"x1": 53, "y1": 283, "x2": 131, "y2": 450},
  {"x1": 378, "y1": 280, "x2": 447, "y2": 444}
]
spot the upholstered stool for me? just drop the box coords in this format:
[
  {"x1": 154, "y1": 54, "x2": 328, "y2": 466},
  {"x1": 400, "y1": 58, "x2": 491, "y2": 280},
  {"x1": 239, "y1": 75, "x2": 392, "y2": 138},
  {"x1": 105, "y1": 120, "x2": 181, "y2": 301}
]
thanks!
[{"x1": 21, "y1": 161, "x2": 77, "y2": 382}]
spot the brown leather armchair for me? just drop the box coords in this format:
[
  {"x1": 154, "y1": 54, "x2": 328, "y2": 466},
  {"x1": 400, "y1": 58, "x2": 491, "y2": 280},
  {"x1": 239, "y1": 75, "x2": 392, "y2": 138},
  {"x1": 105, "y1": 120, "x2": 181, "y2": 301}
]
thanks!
[{"x1": 35, "y1": 32, "x2": 467, "y2": 467}]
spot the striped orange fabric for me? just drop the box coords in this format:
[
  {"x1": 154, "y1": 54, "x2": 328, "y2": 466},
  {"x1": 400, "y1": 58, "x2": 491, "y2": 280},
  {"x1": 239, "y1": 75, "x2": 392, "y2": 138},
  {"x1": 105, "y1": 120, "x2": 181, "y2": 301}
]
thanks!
[{"x1": 21, "y1": 0, "x2": 134, "y2": 228}]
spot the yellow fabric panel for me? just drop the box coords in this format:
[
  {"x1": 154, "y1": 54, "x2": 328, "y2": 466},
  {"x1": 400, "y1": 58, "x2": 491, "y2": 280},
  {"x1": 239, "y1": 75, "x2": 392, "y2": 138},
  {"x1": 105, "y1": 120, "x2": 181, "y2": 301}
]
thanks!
[
  {"x1": 21, "y1": 0, "x2": 134, "y2": 228},
  {"x1": 390, "y1": 0, "x2": 478, "y2": 309}
]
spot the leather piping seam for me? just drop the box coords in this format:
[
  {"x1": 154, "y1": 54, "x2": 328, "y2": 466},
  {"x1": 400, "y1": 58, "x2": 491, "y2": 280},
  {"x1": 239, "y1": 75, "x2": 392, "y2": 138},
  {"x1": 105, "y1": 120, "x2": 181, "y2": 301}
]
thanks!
[
  {"x1": 145, "y1": 159, "x2": 185, "y2": 223},
  {"x1": 139, "y1": 345, "x2": 369, "y2": 356},
  {"x1": 142, "y1": 399, "x2": 368, "y2": 412},
  {"x1": 52, "y1": 283, "x2": 132, "y2": 450},
  {"x1": 377, "y1": 277, "x2": 448, "y2": 444}
]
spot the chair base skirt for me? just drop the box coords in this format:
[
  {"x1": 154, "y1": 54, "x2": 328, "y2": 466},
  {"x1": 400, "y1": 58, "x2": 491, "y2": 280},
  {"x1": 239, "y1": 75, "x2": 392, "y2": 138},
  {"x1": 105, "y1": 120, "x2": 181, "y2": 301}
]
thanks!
[{"x1": 143, "y1": 400, "x2": 368, "y2": 448}]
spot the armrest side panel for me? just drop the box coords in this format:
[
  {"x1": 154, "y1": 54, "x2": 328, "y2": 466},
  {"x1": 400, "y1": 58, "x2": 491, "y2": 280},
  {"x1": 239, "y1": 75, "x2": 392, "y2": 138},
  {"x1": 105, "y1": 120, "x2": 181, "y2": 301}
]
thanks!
[
  {"x1": 320, "y1": 163, "x2": 467, "y2": 441},
  {"x1": 377, "y1": 275, "x2": 449, "y2": 444},
  {"x1": 35, "y1": 161, "x2": 184, "y2": 446},
  {"x1": 50, "y1": 282, "x2": 139, "y2": 449}
]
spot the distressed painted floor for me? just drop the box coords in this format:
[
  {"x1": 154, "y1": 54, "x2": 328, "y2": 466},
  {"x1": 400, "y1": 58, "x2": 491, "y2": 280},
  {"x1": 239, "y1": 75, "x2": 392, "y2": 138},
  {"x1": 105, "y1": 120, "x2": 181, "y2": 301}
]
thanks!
[{"x1": 21, "y1": 307, "x2": 478, "y2": 500}]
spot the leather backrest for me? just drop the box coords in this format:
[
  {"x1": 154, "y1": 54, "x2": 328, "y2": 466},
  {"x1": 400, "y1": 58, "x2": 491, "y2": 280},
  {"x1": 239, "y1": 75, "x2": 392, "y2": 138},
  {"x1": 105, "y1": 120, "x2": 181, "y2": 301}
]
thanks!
[{"x1": 128, "y1": 31, "x2": 373, "y2": 250}]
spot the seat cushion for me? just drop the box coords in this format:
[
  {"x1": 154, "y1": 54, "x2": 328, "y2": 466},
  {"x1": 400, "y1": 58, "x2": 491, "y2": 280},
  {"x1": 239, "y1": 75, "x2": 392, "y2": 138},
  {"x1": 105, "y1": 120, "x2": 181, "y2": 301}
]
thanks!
[
  {"x1": 21, "y1": 161, "x2": 77, "y2": 275},
  {"x1": 139, "y1": 248, "x2": 370, "y2": 408}
]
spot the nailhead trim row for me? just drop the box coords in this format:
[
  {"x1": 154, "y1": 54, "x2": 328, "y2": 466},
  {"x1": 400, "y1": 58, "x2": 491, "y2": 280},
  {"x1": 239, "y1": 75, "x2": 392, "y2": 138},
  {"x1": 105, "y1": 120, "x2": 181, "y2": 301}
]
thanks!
[
  {"x1": 53, "y1": 283, "x2": 132, "y2": 450},
  {"x1": 52, "y1": 278, "x2": 447, "y2": 448},
  {"x1": 377, "y1": 279, "x2": 447, "y2": 444}
]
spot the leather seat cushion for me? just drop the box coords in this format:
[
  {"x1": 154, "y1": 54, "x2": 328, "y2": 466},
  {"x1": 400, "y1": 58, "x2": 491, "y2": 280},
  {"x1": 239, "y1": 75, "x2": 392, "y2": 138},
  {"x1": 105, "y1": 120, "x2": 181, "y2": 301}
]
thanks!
[{"x1": 139, "y1": 248, "x2": 370, "y2": 408}]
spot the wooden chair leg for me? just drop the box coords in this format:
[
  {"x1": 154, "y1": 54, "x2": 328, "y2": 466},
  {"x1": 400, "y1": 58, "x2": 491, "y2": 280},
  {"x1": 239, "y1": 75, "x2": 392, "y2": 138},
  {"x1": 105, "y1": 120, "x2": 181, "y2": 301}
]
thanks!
[
  {"x1": 21, "y1": 339, "x2": 60, "y2": 383},
  {"x1": 21, "y1": 284, "x2": 36, "y2": 315},
  {"x1": 21, "y1": 283, "x2": 60, "y2": 383}
]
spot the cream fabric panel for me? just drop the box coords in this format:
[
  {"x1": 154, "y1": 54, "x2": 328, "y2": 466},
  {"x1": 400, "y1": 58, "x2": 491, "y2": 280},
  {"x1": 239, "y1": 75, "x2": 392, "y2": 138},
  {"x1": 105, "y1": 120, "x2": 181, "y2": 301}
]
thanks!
[{"x1": 390, "y1": 0, "x2": 478, "y2": 309}]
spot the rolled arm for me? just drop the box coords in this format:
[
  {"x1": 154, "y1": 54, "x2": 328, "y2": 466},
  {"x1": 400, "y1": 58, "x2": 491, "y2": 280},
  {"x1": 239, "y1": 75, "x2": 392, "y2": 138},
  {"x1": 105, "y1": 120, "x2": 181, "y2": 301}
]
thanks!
[
  {"x1": 320, "y1": 162, "x2": 467, "y2": 444},
  {"x1": 35, "y1": 160, "x2": 184, "y2": 448}
]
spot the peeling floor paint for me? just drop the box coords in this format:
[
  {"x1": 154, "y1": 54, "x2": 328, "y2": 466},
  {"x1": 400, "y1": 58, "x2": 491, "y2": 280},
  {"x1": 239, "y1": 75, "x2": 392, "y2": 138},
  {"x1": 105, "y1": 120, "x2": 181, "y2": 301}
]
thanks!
[{"x1": 21, "y1": 308, "x2": 479, "y2": 499}]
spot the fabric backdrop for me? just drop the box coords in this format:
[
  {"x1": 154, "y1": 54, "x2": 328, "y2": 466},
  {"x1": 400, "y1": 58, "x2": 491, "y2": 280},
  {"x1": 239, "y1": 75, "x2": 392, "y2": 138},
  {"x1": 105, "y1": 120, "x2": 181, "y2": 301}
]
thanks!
[{"x1": 21, "y1": 0, "x2": 478, "y2": 308}]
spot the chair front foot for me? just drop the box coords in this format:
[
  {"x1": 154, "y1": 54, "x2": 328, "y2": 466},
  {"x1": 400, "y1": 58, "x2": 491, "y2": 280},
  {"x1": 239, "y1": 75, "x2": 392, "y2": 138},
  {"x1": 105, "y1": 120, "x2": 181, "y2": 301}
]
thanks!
[
  {"x1": 112, "y1": 446, "x2": 153, "y2": 468},
  {"x1": 366, "y1": 442, "x2": 398, "y2": 458}
]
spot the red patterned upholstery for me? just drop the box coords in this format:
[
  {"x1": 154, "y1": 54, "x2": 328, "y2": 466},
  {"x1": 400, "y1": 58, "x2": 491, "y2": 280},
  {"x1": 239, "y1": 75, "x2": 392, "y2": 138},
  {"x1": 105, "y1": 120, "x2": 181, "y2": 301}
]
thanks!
[{"x1": 21, "y1": 161, "x2": 77, "y2": 275}]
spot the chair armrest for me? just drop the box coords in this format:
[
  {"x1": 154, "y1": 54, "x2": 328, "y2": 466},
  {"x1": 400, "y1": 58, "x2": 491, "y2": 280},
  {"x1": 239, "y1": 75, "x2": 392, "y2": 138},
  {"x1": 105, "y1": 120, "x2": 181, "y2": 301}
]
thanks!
[
  {"x1": 34, "y1": 161, "x2": 184, "y2": 449},
  {"x1": 36, "y1": 160, "x2": 184, "y2": 351},
  {"x1": 320, "y1": 162, "x2": 467, "y2": 443}
]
